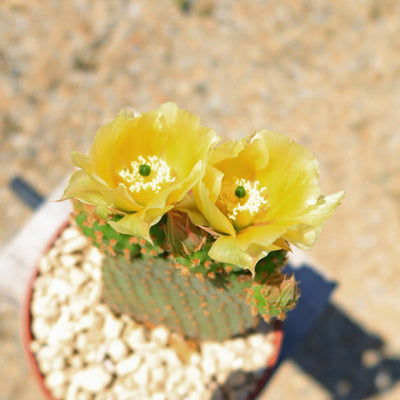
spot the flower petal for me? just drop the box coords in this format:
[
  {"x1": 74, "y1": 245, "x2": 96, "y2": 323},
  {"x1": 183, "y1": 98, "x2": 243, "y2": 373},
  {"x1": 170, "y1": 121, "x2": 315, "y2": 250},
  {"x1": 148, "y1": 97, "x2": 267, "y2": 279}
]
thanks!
[
  {"x1": 282, "y1": 190, "x2": 344, "y2": 248},
  {"x1": 193, "y1": 166, "x2": 235, "y2": 236},
  {"x1": 109, "y1": 204, "x2": 173, "y2": 241},
  {"x1": 60, "y1": 170, "x2": 142, "y2": 213}
]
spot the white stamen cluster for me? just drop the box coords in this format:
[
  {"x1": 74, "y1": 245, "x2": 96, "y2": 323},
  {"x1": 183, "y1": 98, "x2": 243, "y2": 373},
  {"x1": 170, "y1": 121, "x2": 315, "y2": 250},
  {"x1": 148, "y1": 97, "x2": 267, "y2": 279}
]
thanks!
[
  {"x1": 119, "y1": 155, "x2": 175, "y2": 194},
  {"x1": 230, "y1": 179, "x2": 267, "y2": 221}
]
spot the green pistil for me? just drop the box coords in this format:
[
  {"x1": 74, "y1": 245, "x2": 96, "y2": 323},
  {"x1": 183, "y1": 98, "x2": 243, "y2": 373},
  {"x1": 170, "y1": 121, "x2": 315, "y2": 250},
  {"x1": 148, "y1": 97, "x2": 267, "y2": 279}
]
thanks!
[
  {"x1": 235, "y1": 185, "x2": 246, "y2": 199},
  {"x1": 139, "y1": 164, "x2": 151, "y2": 177}
]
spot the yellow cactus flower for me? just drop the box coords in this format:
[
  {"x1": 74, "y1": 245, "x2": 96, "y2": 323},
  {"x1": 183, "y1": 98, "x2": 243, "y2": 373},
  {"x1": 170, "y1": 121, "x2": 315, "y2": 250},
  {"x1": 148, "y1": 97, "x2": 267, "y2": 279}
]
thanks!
[
  {"x1": 61, "y1": 103, "x2": 220, "y2": 240},
  {"x1": 193, "y1": 130, "x2": 344, "y2": 274}
]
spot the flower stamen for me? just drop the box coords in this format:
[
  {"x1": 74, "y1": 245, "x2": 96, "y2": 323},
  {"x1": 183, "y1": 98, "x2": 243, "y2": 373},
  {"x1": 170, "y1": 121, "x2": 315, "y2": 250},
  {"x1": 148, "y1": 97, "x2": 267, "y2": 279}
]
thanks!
[
  {"x1": 119, "y1": 155, "x2": 175, "y2": 195},
  {"x1": 230, "y1": 179, "x2": 267, "y2": 221}
]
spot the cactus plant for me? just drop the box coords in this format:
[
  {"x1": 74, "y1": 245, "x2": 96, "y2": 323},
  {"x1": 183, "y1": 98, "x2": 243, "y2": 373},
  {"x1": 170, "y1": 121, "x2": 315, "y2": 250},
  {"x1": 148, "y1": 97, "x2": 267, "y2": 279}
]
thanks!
[
  {"x1": 73, "y1": 201, "x2": 297, "y2": 341},
  {"x1": 61, "y1": 103, "x2": 343, "y2": 343}
]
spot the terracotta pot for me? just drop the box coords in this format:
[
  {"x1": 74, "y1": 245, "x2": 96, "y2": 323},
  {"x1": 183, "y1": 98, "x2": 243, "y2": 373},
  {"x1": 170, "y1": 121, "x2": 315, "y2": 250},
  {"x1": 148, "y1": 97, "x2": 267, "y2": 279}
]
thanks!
[{"x1": 22, "y1": 221, "x2": 283, "y2": 400}]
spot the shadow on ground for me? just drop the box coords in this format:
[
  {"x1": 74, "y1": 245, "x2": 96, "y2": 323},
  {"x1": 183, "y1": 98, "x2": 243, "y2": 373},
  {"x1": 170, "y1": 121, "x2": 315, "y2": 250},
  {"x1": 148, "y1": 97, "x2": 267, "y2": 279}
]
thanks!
[
  {"x1": 213, "y1": 264, "x2": 400, "y2": 400},
  {"x1": 293, "y1": 303, "x2": 400, "y2": 399}
]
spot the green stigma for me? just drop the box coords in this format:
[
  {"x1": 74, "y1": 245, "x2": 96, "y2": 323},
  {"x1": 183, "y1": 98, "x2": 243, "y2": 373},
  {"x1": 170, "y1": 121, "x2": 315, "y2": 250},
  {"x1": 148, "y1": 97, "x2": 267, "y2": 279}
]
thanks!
[
  {"x1": 139, "y1": 164, "x2": 151, "y2": 177},
  {"x1": 235, "y1": 185, "x2": 246, "y2": 199}
]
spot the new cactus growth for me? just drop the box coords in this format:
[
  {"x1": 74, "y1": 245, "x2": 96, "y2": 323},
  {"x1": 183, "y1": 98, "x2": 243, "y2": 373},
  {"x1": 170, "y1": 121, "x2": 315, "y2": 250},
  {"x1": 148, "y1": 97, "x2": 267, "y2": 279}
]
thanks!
[{"x1": 62, "y1": 103, "x2": 343, "y2": 343}]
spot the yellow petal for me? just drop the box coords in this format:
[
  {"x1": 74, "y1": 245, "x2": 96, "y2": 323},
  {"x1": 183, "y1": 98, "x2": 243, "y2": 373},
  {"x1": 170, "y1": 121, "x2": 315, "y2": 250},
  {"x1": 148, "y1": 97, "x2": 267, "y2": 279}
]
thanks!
[
  {"x1": 61, "y1": 170, "x2": 142, "y2": 213},
  {"x1": 282, "y1": 191, "x2": 344, "y2": 249},
  {"x1": 60, "y1": 170, "x2": 109, "y2": 206},
  {"x1": 193, "y1": 166, "x2": 235, "y2": 236},
  {"x1": 62, "y1": 103, "x2": 221, "y2": 240},
  {"x1": 109, "y1": 205, "x2": 173, "y2": 241},
  {"x1": 174, "y1": 195, "x2": 209, "y2": 227}
]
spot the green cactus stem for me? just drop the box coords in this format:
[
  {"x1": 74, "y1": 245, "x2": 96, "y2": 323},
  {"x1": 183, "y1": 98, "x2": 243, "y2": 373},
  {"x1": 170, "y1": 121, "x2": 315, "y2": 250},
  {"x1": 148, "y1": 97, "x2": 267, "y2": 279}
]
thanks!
[{"x1": 72, "y1": 201, "x2": 299, "y2": 341}]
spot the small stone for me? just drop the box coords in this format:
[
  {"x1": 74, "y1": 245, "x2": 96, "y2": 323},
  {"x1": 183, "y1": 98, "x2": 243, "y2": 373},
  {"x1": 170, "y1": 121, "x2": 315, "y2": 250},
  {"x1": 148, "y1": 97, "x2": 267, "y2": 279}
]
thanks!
[
  {"x1": 82, "y1": 260, "x2": 102, "y2": 281},
  {"x1": 150, "y1": 326, "x2": 169, "y2": 346},
  {"x1": 47, "y1": 319, "x2": 75, "y2": 345},
  {"x1": 103, "y1": 313, "x2": 124, "y2": 339},
  {"x1": 35, "y1": 345, "x2": 64, "y2": 374},
  {"x1": 86, "y1": 246, "x2": 103, "y2": 265},
  {"x1": 50, "y1": 384, "x2": 68, "y2": 400},
  {"x1": 151, "y1": 392, "x2": 166, "y2": 400},
  {"x1": 75, "y1": 332, "x2": 88, "y2": 350},
  {"x1": 46, "y1": 277, "x2": 73, "y2": 301},
  {"x1": 45, "y1": 370, "x2": 66, "y2": 388},
  {"x1": 247, "y1": 333, "x2": 265, "y2": 348},
  {"x1": 215, "y1": 346, "x2": 235, "y2": 371},
  {"x1": 124, "y1": 326, "x2": 146, "y2": 350},
  {"x1": 189, "y1": 352, "x2": 201, "y2": 365},
  {"x1": 72, "y1": 366, "x2": 112, "y2": 393},
  {"x1": 133, "y1": 364, "x2": 149, "y2": 386},
  {"x1": 165, "y1": 369, "x2": 183, "y2": 392},
  {"x1": 185, "y1": 365, "x2": 202, "y2": 382},
  {"x1": 31, "y1": 295, "x2": 60, "y2": 320},
  {"x1": 69, "y1": 266, "x2": 89, "y2": 287},
  {"x1": 107, "y1": 338, "x2": 129, "y2": 361},
  {"x1": 157, "y1": 348, "x2": 182, "y2": 370},
  {"x1": 69, "y1": 354, "x2": 83, "y2": 368},
  {"x1": 39, "y1": 256, "x2": 53, "y2": 273},
  {"x1": 61, "y1": 227, "x2": 81, "y2": 241},
  {"x1": 31, "y1": 317, "x2": 51, "y2": 342},
  {"x1": 149, "y1": 365, "x2": 166, "y2": 388},
  {"x1": 63, "y1": 235, "x2": 88, "y2": 254},
  {"x1": 59, "y1": 254, "x2": 79, "y2": 268},
  {"x1": 115, "y1": 353, "x2": 142, "y2": 375},
  {"x1": 73, "y1": 311, "x2": 95, "y2": 331}
]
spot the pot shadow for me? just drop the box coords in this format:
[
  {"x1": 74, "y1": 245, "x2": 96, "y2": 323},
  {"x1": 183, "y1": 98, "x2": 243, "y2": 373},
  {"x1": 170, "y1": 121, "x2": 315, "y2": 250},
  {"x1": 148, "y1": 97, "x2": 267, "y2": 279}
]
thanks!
[{"x1": 212, "y1": 264, "x2": 400, "y2": 400}]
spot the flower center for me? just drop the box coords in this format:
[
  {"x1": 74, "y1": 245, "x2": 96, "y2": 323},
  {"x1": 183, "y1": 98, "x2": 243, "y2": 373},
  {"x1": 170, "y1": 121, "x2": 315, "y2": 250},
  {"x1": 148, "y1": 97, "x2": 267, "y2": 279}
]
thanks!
[
  {"x1": 118, "y1": 155, "x2": 175, "y2": 202},
  {"x1": 218, "y1": 177, "x2": 267, "y2": 230},
  {"x1": 139, "y1": 164, "x2": 151, "y2": 177},
  {"x1": 234, "y1": 185, "x2": 246, "y2": 199}
]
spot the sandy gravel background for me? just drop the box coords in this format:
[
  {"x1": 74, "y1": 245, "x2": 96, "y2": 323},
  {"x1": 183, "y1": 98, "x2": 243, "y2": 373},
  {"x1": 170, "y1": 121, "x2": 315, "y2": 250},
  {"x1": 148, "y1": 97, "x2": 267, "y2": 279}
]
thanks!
[{"x1": 1, "y1": 1, "x2": 400, "y2": 399}]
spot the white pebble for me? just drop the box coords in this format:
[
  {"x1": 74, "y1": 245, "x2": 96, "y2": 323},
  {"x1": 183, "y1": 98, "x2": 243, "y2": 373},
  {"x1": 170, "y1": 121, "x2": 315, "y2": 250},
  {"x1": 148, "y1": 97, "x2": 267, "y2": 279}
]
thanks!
[
  {"x1": 215, "y1": 346, "x2": 236, "y2": 371},
  {"x1": 124, "y1": 326, "x2": 146, "y2": 350},
  {"x1": 165, "y1": 369, "x2": 183, "y2": 392},
  {"x1": 150, "y1": 326, "x2": 169, "y2": 345},
  {"x1": 72, "y1": 311, "x2": 95, "y2": 331},
  {"x1": 61, "y1": 227, "x2": 81, "y2": 241},
  {"x1": 116, "y1": 353, "x2": 142, "y2": 375},
  {"x1": 72, "y1": 366, "x2": 112, "y2": 393},
  {"x1": 39, "y1": 256, "x2": 53, "y2": 273},
  {"x1": 103, "y1": 313, "x2": 124, "y2": 339},
  {"x1": 151, "y1": 393, "x2": 166, "y2": 400},
  {"x1": 59, "y1": 254, "x2": 79, "y2": 268},
  {"x1": 31, "y1": 317, "x2": 51, "y2": 342},
  {"x1": 69, "y1": 267, "x2": 89, "y2": 287},
  {"x1": 63, "y1": 235, "x2": 88, "y2": 254},
  {"x1": 107, "y1": 339, "x2": 128, "y2": 361},
  {"x1": 31, "y1": 295, "x2": 60, "y2": 320},
  {"x1": 45, "y1": 370, "x2": 66, "y2": 388},
  {"x1": 47, "y1": 278, "x2": 73, "y2": 301},
  {"x1": 133, "y1": 364, "x2": 149, "y2": 386},
  {"x1": 86, "y1": 246, "x2": 104, "y2": 265}
]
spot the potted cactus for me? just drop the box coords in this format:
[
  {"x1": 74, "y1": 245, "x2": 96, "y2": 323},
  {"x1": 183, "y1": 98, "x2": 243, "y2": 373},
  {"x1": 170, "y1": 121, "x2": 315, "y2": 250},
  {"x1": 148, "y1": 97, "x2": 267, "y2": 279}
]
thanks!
[{"x1": 24, "y1": 103, "x2": 343, "y2": 399}]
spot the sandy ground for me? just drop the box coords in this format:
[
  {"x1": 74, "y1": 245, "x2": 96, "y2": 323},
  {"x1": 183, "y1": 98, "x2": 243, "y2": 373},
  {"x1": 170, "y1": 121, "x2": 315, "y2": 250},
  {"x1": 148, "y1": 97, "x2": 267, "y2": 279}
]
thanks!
[{"x1": 1, "y1": 0, "x2": 400, "y2": 399}]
